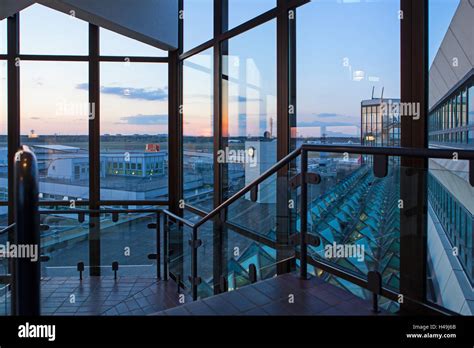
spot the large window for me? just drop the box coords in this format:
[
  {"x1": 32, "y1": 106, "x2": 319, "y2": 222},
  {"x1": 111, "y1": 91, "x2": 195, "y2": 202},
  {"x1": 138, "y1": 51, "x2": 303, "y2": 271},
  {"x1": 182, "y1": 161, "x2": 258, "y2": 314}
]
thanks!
[
  {"x1": 296, "y1": 0, "x2": 400, "y2": 145},
  {"x1": 222, "y1": 20, "x2": 277, "y2": 200},
  {"x1": 20, "y1": 3, "x2": 88, "y2": 55},
  {"x1": 294, "y1": 0, "x2": 402, "y2": 301},
  {"x1": 100, "y1": 63, "x2": 168, "y2": 202},
  {"x1": 183, "y1": 48, "x2": 214, "y2": 211},
  {"x1": 20, "y1": 61, "x2": 89, "y2": 201}
]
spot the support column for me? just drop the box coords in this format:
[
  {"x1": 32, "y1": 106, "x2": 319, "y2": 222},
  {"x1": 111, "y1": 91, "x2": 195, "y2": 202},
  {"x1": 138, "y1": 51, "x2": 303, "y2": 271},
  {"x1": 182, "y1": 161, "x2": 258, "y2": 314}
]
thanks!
[
  {"x1": 88, "y1": 24, "x2": 101, "y2": 276},
  {"x1": 276, "y1": 0, "x2": 293, "y2": 274},
  {"x1": 212, "y1": 0, "x2": 229, "y2": 294},
  {"x1": 168, "y1": 0, "x2": 184, "y2": 280},
  {"x1": 7, "y1": 13, "x2": 20, "y2": 315},
  {"x1": 400, "y1": 0, "x2": 428, "y2": 313}
]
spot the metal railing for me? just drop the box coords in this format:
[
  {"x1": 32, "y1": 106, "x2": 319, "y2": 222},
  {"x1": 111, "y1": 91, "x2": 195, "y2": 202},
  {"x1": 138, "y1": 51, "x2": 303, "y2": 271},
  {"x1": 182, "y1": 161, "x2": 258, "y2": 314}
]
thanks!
[
  {"x1": 14, "y1": 145, "x2": 41, "y2": 315},
  {"x1": 161, "y1": 143, "x2": 474, "y2": 314},
  {"x1": 38, "y1": 207, "x2": 164, "y2": 279},
  {"x1": 3, "y1": 143, "x2": 473, "y2": 315}
]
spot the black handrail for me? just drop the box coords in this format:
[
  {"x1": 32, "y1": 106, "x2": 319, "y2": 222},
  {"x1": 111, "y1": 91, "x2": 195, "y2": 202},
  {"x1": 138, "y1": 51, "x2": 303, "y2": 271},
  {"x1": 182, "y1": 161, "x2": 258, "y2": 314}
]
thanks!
[
  {"x1": 194, "y1": 147, "x2": 302, "y2": 229},
  {"x1": 177, "y1": 144, "x2": 474, "y2": 232},
  {"x1": 0, "y1": 223, "x2": 16, "y2": 236},
  {"x1": 39, "y1": 208, "x2": 162, "y2": 215},
  {"x1": 14, "y1": 145, "x2": 40, "y2": 316},
  {"x1": 301, "y1": 143, "x2": 474, "y2": 160},
  {"x1": 163, "y1": 143, "x2": 473, "y2": 309},
  {"x1": 161, "y1": 209, "x2": 195, "y2": 228}
]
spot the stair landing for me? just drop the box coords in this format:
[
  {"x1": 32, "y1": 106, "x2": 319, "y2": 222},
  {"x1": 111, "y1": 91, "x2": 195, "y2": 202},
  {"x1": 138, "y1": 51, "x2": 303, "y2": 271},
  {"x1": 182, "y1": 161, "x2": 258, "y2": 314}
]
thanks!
[{"x1": 158, "y1": 273, "x2": 390, "y2": 316}]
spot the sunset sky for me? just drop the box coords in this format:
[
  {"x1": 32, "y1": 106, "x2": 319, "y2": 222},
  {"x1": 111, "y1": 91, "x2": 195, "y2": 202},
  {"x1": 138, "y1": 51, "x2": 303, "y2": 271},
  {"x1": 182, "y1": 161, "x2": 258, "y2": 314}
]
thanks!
[{"x1": 0, "y1": 0, "x2": 460, "y2": 137}]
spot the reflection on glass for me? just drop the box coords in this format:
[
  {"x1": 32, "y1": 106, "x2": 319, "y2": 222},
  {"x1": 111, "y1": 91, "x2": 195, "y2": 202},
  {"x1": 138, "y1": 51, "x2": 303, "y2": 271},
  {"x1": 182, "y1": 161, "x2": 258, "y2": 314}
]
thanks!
[
  {"x1": 100, "y1": 63, "x2": 168, "y2": 201},
  {"x1": 100, "y1": 212, "x2": 157, "y2": 276},
  {"x1": 184, "y1": 0, "x2": 213, "y2": 52},
  {"x1": 427, "y1": 0, "x2": 473, "y2": 315},
  {"x1": 296, "y1": 0, "x2": 400, "y2": 147},
  {"x1": 222, "y1": 20, "x2": 277, "y2": 200},
  {"x1": 20, "y1": 61, "x2": 89, "y2": 201},
  {"x1": 20, "y1": 4, "x2": 88, "y2": 55},
  {"x1": 183, "y1": 48, "x2": 214, "y2": 211},
  {"x1": 40, "y1": 210, "x2": 90, "y2": 277},
  {"x1": 100, "y1": 28, "x2": 167, "y2": 57}
]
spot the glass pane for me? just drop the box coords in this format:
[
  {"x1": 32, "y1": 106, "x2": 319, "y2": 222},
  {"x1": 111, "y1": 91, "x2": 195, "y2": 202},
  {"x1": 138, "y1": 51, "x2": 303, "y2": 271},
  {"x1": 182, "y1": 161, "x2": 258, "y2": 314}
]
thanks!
[
  {"x1": 184, "y1": 0, "x2": 213, "y2": 52},
  {"x1": 226, "y1": 234, "x2": 279, "y2": 292},
  {"x1": 100, "y1": 62, "x2": 168, "y2": 201},
  {"x1": 0, "y1": 19, "x2": 6, "y2": 54},
  {"x1": 100, "y1": 28, "x2": 167, "y2": 57},
  {"x1": 196, "y1": 219, "x2": 214, "y2": 299},
  {"x1": 100, "y1": 212, "x2": 157, "y2": 276},
  {"x1": 20, "y1": 61, "x2": 89, "y2": 201},
  {"x1": 20, "y1": 3, "x2": 88, "y2": 55},
  {"x1": 0, "y1": 60, "x2": 6, "y2": 200},
  {"x1": 301, "y1": 152, "x2": 401, "y2": 312},
  {"x1": 227, "y1": 172, "x2": 278, "y2": 240},
  {"x1": 428, "y1": 0, "x2": 473, "y2": 314},
  {"x1": 40, "y1": 209, "x2": 90, "y2": 277},
  {"x1": 168, "y1": 212, "x2": 215, "y2": 300},
  {"x1": 183, "y1": 48, "x2": 214, "y2": 211},
  {"x1": 0, "y1": 218, "x2": 10, "y2": 315},
  {"x1": 229, "y1": 0, "x2": 276, "y2": 30},
  {"x1": 167, "y1": 219, "x2": 193, "y2": 290},
  {"x1": 296, "y1": 0, "x2": 400, "y2": 147},
  {"x1": 222, "y1": 20, "x2": 277, "y2": 200},
  {"x1": 427, "y1": 162, "x2": 473, "y2": 314}
]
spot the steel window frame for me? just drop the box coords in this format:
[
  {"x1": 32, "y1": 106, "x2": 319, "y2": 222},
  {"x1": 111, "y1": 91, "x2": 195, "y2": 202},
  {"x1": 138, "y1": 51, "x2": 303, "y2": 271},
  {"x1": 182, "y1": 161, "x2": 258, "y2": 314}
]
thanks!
[
  {"x1": 2, "y1": 11, "x2": 170, "y2": 210},
  {"x1": 2, "y1": 0, "x2": 435, "y2": 314}
]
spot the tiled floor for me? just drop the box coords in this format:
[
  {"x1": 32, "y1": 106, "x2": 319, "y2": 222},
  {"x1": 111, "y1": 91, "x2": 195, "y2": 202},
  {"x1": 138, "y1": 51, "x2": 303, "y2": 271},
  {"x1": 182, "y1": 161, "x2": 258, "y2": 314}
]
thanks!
[
  {"x1": 40, "y1": 276, "x2": 188, "y2": 316},
  {"x1": 158, "y1": 273, "x2": 390, "y2": 316}
]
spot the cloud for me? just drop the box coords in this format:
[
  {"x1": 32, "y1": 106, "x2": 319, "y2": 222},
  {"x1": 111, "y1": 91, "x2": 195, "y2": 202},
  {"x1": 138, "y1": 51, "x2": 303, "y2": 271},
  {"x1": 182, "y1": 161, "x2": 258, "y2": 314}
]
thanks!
[
  {"x1": 117, "y1": 114, "x2": 168, "y2": 125},
  {"x1": 76, "y1": 83, "x2": 167, "y2": 101}
]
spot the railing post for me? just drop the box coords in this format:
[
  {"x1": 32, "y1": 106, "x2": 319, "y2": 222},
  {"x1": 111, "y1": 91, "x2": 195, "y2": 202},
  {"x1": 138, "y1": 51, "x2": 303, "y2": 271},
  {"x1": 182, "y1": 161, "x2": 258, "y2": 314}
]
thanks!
[
  {"x1": 156, "y1": 212, "x2": 161, "y2": 280},
  {"x1": 191, "y1": 226, "x2": 199, "y2": 301},
  {"x1": 163, "y1": 214, "x2": 169, "y2": 281},
  {"x1": 300, "y1": 148, "x2": 308, "y2": 279},
  {"x1": 249, "y1": 263, "x2": 257, "y2": 284},
  {"x1": 14, "y1": 146, "x2": 40, "y2": 316}
]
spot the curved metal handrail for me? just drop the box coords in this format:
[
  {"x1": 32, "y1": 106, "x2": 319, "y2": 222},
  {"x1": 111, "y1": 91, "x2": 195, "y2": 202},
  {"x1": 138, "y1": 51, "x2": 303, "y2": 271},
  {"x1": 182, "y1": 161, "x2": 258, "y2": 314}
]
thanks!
[
  {"x1": 162, "y1": 143, "x2": 473, "y2": 309},
  {"x1": 166, "y1": 143, "x2": 474, "y2": 230}
]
